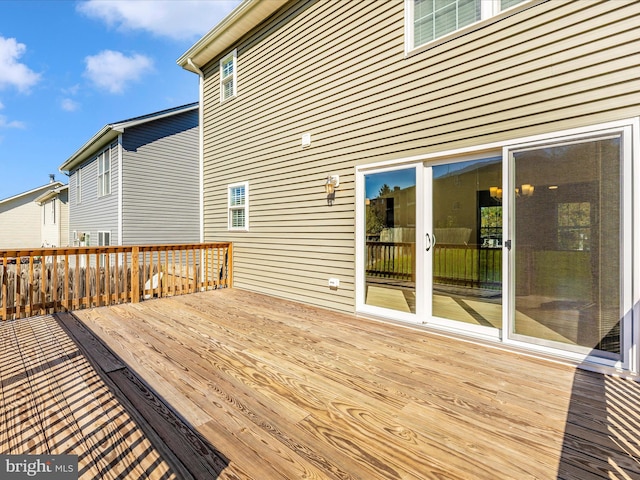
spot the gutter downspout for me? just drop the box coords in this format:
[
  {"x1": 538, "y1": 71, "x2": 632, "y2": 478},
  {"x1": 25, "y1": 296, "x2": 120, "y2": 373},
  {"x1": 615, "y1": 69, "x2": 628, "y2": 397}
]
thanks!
[{"x1": 188, "y1": 58, "x2": 205, "y2": 245}]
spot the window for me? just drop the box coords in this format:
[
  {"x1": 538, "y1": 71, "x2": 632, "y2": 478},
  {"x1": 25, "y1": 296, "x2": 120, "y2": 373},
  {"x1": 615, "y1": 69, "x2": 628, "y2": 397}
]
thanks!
[
  {"x1": 98, "y1": 231, "x2": 110, "y2": 246},
  {"x1": 220, "y1": 49, "x2": 237, "y2": 102},
  {"x1": 557, "y1": 202, "x2": 590, "y2": 251},
  {"x1": 407, "y1": 0, "x2": 527, "y2": 50},
  {"x1": 98, "y1": 231, "x2": 110, "y2": 267},
  {"x1": 97, "y1": 147, "x2": 111, "y2": 197},
  {"x1": 228, "y1": 182, "x2": 248, "y2": 230},
  {"x1": 76, "y1": 168, "x2": 82, "y2": 204}
]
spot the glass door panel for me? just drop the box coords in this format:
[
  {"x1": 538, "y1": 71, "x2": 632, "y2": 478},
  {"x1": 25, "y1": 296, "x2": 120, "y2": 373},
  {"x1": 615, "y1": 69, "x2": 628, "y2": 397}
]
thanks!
[
  {"x1": 364, "y1": 168, "x2": 417, "y2": 314},
  {"x1": 511, "y1": 137, "x2": 621, "y2": 359},
  {"x1": 429, "y1": 157, "x2": 502, "y2": 332}
]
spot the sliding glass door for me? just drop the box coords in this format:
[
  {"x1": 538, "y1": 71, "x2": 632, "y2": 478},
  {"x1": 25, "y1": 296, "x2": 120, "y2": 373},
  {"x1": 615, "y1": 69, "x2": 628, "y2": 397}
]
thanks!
[
  {"x1": 509, "y1": 134, "x2": 627, "y2": 361},
  {"x1": 426, "y1": 157, "x2": 503, "y2": 336},
  {"x1": 362, "y1": 166, "x2": 418, "y2": 317},
  {"x1": 357, "y1": 121, "x2": 635, "y2": 371}
]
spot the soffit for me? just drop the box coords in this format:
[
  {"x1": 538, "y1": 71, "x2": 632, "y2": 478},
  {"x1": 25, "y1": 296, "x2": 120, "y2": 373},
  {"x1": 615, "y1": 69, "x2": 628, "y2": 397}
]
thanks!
[{"x1": 177, "y1": 0, "x2": 288, "y2": 73}]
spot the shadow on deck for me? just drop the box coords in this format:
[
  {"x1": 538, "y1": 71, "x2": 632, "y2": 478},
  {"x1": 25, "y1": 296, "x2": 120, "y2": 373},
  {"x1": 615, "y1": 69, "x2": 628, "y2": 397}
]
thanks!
[
  {"x1": 2, "y1": 288, "x2": 640, "y2": 479},
  {"x1": 0, "y1": 312, "x2": 230, "y2": 479}
]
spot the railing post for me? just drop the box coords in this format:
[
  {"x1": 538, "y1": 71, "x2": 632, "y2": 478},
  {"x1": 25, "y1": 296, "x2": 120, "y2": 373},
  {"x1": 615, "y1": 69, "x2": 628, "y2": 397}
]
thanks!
[
  {"x1": 227, "y1": 243, "x2": 233, "y2": 288},
  {"x1": 131, "y1": 246, "x2": 140, "y2": 303},
  {"x1": 1, "y1": 255, "x2": 6, "y2": 321}
]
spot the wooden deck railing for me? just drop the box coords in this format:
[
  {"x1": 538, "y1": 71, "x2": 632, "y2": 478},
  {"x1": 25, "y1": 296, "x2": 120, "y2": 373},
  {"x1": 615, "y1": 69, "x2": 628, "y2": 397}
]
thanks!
[
  {"x1": 0, "y1": 243, "x2": 231, "y2": 321},
  {"x1": 366, "y1": 241, "x2": 502, "y2": 289},
  {"x1": 366, "y1": 241, "x2": 416, "y2": 281}
]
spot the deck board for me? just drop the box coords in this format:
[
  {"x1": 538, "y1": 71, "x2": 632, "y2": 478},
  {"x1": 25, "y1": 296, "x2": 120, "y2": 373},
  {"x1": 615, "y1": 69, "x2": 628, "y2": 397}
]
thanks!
[
  {"x1": 3, "y1": 288, "x2": 640, "y2": 479},
  {"x1": 71, "y1": 289, "x2": 640, "y2": 479}
]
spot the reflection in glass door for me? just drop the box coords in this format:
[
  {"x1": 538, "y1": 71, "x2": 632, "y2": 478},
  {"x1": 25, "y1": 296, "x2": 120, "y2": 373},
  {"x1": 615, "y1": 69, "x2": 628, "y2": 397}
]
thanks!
[
  {"x1": 511, "y1": 136, "x2": 622, "y2": 360},
  {"x1": 428, "y1": 157, "x2": 503, "y2": 333},
  {"x1": 363, "y1": 167, "x2": 417, "y2": 314}
]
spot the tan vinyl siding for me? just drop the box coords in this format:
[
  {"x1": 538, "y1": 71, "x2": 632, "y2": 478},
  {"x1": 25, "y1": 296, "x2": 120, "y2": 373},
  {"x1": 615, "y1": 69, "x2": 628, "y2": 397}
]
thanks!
[
  {"x1": 200, "y1": 0, "x2": 640, "y2": 313},
  {"x1": 0, "y1": 196, "x2": 42, "y2": 249}
]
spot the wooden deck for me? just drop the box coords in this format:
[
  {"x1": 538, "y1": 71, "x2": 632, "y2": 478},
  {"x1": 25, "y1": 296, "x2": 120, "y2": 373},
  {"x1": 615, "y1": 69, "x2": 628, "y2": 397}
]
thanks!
[{"x1": 3, "y1": 289, "x2": 640, "y2": 479}]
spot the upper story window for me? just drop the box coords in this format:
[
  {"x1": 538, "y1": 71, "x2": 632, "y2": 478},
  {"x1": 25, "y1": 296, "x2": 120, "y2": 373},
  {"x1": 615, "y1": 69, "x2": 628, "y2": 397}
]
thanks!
[
  {"x1": 76, "y1": 168, "x2": 82, "y2": 204},
  {"x1": 220, "y1": 49, "x2": 237, "y2": 102},
  {"x1": 407, "y1": 0, "x2": 527, "y2": 51},
  {"x1": 228, "y1": 182, "x2": 248, "y2": 230},
  {"x1": 97, "y1": 147, "x2": 111, "y2": 197}
]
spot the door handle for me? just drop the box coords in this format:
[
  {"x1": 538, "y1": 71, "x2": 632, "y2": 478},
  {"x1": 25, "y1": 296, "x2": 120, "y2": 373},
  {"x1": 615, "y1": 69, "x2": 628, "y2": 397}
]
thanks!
[
  {"x1": 425, "y1": 233, "x2": 431, "y2": 252},
  {"x1": 431, "y1": 233, "x2": 436, "y2": 249}
]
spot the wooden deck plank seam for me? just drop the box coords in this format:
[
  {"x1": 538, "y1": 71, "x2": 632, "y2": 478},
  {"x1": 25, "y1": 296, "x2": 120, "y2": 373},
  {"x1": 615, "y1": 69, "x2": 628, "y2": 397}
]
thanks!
[{"x1": 54, "y1": 312, "x2": 230, "y2": 479}]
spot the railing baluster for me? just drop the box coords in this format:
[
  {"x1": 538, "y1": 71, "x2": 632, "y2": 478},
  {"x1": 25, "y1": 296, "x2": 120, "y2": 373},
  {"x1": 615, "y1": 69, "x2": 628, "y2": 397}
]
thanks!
[{"x1": 0, "y1": 243, "x2": 230, "y2": 319}]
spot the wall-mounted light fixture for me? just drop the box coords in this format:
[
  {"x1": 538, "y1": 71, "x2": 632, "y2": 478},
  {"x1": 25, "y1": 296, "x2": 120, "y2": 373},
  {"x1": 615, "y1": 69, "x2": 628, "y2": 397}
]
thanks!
[{"x1": 325, "y1": 175, "x2": 339, "y2": 195}]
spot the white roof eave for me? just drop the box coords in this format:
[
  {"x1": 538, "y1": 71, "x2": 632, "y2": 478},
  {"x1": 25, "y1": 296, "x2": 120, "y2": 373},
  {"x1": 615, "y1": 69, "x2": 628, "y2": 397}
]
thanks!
[
  {"x1": 177, "y1": 0, "x2": 288, "y2": 72},
  {"x1": 58, "y1": 103, "x2": 199, "y2": 173}
]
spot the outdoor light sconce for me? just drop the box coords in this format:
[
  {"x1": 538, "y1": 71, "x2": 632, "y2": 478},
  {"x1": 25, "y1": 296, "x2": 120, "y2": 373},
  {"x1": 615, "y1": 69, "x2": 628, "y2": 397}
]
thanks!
[{"x1": 325, "y1": 175, "x2": 339, "y2": 195}]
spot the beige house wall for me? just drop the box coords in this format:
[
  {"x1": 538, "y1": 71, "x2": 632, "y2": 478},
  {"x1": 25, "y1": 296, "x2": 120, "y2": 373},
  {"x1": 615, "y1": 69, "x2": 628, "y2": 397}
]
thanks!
[
  {"x1": 199, "y1": 0, "x2": 640, "y2": 312},
  {"x1": 0, "y1": 194, "x2": 45, "y2": 249}
]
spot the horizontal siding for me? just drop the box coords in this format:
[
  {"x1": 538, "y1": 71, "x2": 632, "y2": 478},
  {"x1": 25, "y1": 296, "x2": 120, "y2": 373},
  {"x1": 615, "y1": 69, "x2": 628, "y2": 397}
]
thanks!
[
  {"x1": 59, "y1": 190, "x2": 69, "y2": 247},
  {"x1": 121, "y1": 110, "x2": 199, "y2": 245},
  {"x1": 200, "y1": 0, "x2": 640, "y2": 313},
  {"x1": 68, "y1": 142, "x2": 119, "y2": 246},
  {"x1": 0, "y1": 196, "x2": 42, "y2": 249}
]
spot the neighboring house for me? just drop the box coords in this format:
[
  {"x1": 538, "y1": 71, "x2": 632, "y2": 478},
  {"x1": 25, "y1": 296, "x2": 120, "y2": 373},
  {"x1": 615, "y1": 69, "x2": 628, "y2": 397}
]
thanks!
[
  {"x1": 0, "y1": 178, "x2": 66, "y2": 249},
  {"x1": 178, "y1": 1, "x2": 640, "y2": 376},
  {"x1": 58, "y1": 103, "x2": 200, "y2": 247},
  {"x1": 35, "y1": 183, "x2": 69, "y2": 248}
]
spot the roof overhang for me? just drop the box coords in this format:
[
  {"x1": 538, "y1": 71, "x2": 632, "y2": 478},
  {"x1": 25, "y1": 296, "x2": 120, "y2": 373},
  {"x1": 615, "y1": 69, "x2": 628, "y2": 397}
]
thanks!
[
  {"x1": 0, "y1": 182, "x2": 64, "y2": 206},
  {"x1": 177, "y1": 0, "x2": 288, "y2": 73},
  {"x1": 59, "y1": 103, "x2": 199, "y2": 173},
  {"x1": 34, "y1": 184, "x2": 69, "y2": 205}
]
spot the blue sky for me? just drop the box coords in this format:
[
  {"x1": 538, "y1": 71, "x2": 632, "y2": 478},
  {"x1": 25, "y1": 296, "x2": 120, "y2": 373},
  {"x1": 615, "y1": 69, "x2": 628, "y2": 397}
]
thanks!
[{"x1": 0, "y1": 0, "x2": 240, "y2": 199}]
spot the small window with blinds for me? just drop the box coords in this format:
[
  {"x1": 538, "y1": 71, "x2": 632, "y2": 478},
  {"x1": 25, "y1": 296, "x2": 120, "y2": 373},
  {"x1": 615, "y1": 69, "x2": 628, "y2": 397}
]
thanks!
[
  {"x1": 228, "y1": 182, "x2": 249, "y2": 230},
  {"x1": 407, "y1": 0, "x2": 527, "y2": 51}
]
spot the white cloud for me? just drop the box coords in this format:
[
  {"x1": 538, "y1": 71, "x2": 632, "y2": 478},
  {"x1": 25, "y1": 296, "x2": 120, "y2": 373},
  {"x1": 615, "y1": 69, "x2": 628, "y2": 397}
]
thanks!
[
  {"x1": 84, "y1": 50, "x2": 154, "y2": 94},
  {"x1": 77, "y1": 0, "x2": 239, "y2": 40},
  {"x1": 61, "y1": 98, "x2": 80, "y2": 112},
  {"x1": 0, "y1": 115, "x2": 26, "y2": 129},
  {"x1": 0, "y1": 36, "x2": 40, "y2": 92}
]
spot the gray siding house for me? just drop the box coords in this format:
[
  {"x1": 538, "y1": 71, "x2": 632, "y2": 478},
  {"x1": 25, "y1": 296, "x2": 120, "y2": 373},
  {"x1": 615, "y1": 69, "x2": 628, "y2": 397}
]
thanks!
[
  {"x1": 178, "y1": 1, "x2": 640, "y2": 378},
  {"x1": 59, "y1": 103, "x2": 200, "y2": 247},
  {"x1": 0, "y1": 179, "x2": 66, "y2": 249}
]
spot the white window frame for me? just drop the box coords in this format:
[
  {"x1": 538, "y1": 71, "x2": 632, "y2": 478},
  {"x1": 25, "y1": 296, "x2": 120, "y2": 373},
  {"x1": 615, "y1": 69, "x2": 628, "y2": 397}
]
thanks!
[
  {"x1": 405, "y1": 0, "x2": 530, "y2": 54},
  {"x1": 220, "y1": 49, "x2": 237, "y2": 103},
  {"x1": 228, "y1": 182, "x2": 249, "y2": 231},
  {"x1": 76, "y1": 168, "x2": 82, "y2": 204},
  {"x1": 98, "y1": 231, "x2": 110, "y2": 246},
  {"x1": 355, "y1": 117, "x2": 639, "y2": 377},
  {"x1": 97, "y1": 147, "x2": 111, "y2": 197},
  {"x1": 98, "y1": 231, "x2": 111, "y2": 267}
]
